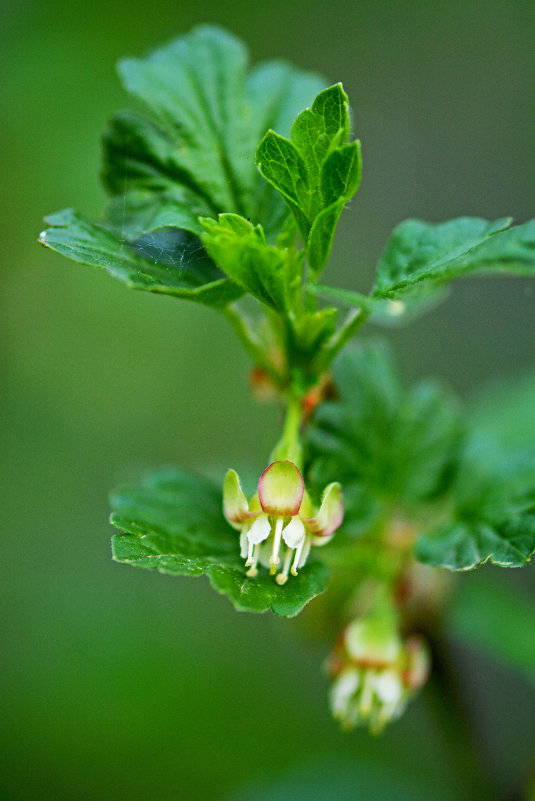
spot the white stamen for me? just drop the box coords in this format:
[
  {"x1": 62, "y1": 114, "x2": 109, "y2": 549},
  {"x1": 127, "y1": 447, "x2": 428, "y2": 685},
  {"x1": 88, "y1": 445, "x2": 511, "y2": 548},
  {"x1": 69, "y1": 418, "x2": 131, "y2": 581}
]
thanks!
[
  {"x1": 245, "y1": 537, "x2": 255, "y2": 566},
  {"x1": 270, "y1": 518, "x2": 284, "y2": 573},
  {"x1": 291, "y1": 537, "x2": 305, "y2": 576},
  {"x1": 246, "y1": 543, "x2": 261, "y2": 577},
  {"x1": 297, "y1": 535, "x2": 311, "y2": 569},
  {"x1": 276, "y1": 547, "x2": 293, "y2": 585}
]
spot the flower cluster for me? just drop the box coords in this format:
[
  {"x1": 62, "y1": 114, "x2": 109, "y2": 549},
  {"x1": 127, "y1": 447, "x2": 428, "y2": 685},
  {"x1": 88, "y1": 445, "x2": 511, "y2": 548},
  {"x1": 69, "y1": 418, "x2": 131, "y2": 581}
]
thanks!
[
  {"x1": 223, "y1": 460, "x2": 343, "y2": 585},
  {"x1": 328, "y1": 615, "x2": 430, "y2": 733}
]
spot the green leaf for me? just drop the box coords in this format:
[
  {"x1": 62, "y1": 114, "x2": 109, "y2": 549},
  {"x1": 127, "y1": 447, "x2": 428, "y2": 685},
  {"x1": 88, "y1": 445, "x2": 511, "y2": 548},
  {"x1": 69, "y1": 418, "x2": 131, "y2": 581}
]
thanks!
[
  {"x1": 43, "y1": 26, "x2": 327, "y2": 294},
  {"x1": 39, "y1": 209, "x2": 243, "y2": 308},
  {"x1": 373, "y1": 216, "x2": 535, "y2": 299},
  {"x1": 256, "y1": 84, "x2": 362, "y2": 275},
  {"x1": 200, "y1": 213, "x2": 303, "y2": 311},
  {"x1": 416, "y1": 514, "x2": 535, "y2": 570},
  {"x1": 448, "y1": 575, "x2": 535, "y2": 682},
  {"x1": 306, "y1": 343, "x2": 462, "y2": 534},
  {"x1": 416, "y1": 436, "x2": 535, "y2": 570},
  {"x1": 110, "y1": 467, "x2": 329, "y2": 617},
  {"x1": 109, "y1": 26, "x2": 326, "y2": 236}
]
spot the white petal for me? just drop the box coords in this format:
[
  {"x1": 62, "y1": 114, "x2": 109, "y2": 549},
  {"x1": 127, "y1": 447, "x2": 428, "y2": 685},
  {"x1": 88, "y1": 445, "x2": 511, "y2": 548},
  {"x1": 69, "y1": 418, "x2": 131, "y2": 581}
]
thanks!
[
  {"x1": 240, "y1": 529, "x2": 248, "y2": 559},
  {"x1": 330, "y1": 667, "x2": 360, "y2": 717},
  {"x1": 374, "y1": 670, "x2": 403, "y2": 705},
  {"x1": 247, "y1": 514, "x2": 271, "y2": 544},
  {"x1": 282, "y1": 516, "x2": 306, "y2": 548}
]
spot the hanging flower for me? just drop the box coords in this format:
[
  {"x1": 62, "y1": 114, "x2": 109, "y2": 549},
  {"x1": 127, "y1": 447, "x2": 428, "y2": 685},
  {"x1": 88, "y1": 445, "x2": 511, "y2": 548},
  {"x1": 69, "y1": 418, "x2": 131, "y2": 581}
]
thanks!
[
  {"x1": 223, "y1": 460, "x2": 343, "y2": 585},
  {"x1": 328, "y1": 615, "x2": 430, "y2": 733}
]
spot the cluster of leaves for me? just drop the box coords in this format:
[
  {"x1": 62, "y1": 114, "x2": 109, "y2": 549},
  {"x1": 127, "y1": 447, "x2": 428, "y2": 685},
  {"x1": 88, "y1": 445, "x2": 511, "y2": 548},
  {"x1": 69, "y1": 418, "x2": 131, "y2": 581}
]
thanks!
[
  {"x1": 307, "y1": 344, "x2": 535, "y2": 572},
  {"x1": 39, "y1": 26, "x2": 535, "y2": 619},
  {"x1": 40, "y1": 25, "x2": 535, "y2": 389},
  {"x1": 39, "y1": 26, "x2": 364, "y2": 383},
  {"x1": 108, "y1": 344, "x2": 535, "y2": 616}
]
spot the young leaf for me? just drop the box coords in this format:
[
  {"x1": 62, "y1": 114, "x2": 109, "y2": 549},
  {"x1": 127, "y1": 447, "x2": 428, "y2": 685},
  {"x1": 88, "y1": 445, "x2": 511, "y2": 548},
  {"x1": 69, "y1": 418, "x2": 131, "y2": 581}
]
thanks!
[
  {"x1": 416, "y1": 436, "x2": 535, "y2": 570},
  {"x1": 110, "y1": 468, "x2": 329, "y2": 618},
  {"x1": 256, "y1": 84, "x2": 362, "y2": 276},
  {"x1": 306, "y1": 343, "x2": 462, "y2": 534},
  {"x1": 373, "y1": 216, "x2": 535, "y2": 298},
  {"x1": 200, "y1": 214, "x2": 303, "y2": 312},
  {"x1": 42, "y1": 26, "x2": 327, "y2": 292},
  {"x1": 107, "y1": 26, "x2": 326, "y2": 236},
  {"x1": 39, "y1": 209, "x2": 243, "y2": 308}
]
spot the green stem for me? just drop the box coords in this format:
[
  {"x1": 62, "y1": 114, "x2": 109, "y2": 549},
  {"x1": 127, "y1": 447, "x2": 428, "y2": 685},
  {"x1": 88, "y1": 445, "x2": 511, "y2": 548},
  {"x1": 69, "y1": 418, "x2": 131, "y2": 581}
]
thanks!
[
  {"x1": 270, "y1": 393, "x2": 304, "y2": 467},
  {"x1": 313, "y1": 307, "x2": 369, "y2": 373},
  {"x1": 222, "y1": 303, "x2": 280, "y2": 382}
]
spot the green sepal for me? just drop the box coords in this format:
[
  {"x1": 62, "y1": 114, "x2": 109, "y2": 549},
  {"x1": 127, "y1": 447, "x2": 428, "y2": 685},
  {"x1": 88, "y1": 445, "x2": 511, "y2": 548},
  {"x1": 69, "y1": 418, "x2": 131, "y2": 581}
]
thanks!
[
  {"x1": 40, "y1": 209, "x2": 243, "y2": 308},
  {"x1": 110, "y1": 468, "x2": 329, "y2": 618},
  {"x1": 256, "y1": 84, "x2": 361, "y2": 276}
]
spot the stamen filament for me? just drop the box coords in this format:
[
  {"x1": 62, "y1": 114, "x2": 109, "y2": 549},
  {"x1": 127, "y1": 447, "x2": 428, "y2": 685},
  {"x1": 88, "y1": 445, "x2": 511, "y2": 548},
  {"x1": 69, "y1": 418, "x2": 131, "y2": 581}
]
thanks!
[
  {"x1": 276, "y1": 547, "x2": 293, "y2": 586},
  {"x1": 245, "y1": 538, "x2": 255, "y2": 566},
  {"x1": 246, "y1": 543, "x2": 261, "y2": 577},
  {"x1": 291, "y1": 538, "x2": 305, "y2": 576},
  {"x1": 270, "y1": 518, "x2": 284, "y2": 574}
]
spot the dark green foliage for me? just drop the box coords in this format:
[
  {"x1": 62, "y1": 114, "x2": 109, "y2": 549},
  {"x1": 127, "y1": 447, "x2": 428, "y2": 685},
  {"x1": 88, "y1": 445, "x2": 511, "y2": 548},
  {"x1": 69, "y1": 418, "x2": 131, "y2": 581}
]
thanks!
[
  {"x1": 307, "y1": 343, "x2": 462, "y2": 534},
  {"x1": 111, "y1": 468, "x2": 329, "y2": 617}
]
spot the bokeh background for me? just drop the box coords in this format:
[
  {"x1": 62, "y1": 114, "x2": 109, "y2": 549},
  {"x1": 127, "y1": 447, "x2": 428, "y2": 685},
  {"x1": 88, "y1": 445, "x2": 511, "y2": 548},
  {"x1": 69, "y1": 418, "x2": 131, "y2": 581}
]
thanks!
[{"x1": 2, "y1": 1, "x2": 535, "y2": 799}]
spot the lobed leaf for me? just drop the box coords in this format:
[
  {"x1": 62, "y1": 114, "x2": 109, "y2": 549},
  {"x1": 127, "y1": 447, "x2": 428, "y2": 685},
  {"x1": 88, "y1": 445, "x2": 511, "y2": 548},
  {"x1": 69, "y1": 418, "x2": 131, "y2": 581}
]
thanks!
[
  {"x1": 416, "y1": 436, "x2": 535, "y2": 570},
  {"x1": 40, "y1": 209, "x2": 243, "y2": 308},
  {"x1": 306, "y1": 344, "x2": 462, "y2": 535},
  {"x1": 416, "y1": 514, "x2": 535, "y2": 571},
  {"x1": 110, "y1": 467, "x2": 329, "y2": 617},
  {"x1": 42, "y1": 26, "x2": 327, "y2": 295},
  {"x1": 256, "y1": 84, "x2": 362, "y2": 276},
  {"x1": 373, "y1": 216, "x2": 535, "y2": 298}
]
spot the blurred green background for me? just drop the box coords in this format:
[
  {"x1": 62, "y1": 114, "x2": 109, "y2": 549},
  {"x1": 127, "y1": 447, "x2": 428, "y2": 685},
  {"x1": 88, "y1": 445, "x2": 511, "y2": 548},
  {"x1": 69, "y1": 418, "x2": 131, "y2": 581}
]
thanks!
[{"x1": 2, "y1": 1, "x2": 535, "y2": 799}]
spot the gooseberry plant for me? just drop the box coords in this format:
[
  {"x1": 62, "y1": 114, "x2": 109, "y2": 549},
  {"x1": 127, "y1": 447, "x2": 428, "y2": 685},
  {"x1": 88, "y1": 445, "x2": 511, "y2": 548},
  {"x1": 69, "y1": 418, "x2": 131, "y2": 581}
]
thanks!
[{"x1": 40, "y1": 26, "x2": 535, "y2": 737}]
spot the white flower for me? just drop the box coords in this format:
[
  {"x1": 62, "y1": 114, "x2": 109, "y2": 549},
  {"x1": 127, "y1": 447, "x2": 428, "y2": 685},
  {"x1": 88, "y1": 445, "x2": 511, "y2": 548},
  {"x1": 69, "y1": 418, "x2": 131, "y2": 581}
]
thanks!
[
  {"x1": 223, "y1": 460, "x2": 343, "y2": 584},
  {"x1": 328, "y1": 616, "x2": 430, "y2": 733}
]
